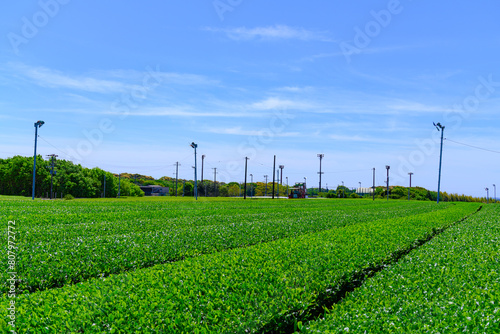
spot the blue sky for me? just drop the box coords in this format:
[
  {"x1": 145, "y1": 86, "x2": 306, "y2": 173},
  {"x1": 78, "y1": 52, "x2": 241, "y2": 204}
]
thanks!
[{"x1": 1, "y1": 0, "x2": 499, "y2": 197}]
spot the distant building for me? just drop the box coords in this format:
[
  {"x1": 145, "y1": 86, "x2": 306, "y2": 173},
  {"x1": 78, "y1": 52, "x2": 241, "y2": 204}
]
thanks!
[
  {"x1": 139, "y1": 185, "x2": 169, "y2": 196},
  {"x1": 356, "y1": 187, "x2": 374, "y2": 194}
]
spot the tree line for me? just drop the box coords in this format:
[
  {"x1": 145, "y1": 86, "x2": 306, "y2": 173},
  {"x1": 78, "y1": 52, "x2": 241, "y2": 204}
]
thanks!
[
  {"x1": 0, "y1": 156, "x2": 492, "y2": 202},
  {"x1": 0, "y1": 156, "x2": 143, "y2": 198}
]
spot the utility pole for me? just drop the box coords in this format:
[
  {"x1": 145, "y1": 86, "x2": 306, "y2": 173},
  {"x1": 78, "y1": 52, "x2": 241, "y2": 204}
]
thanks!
[
  {"x1": 46, "y1": 154, "x2": 58, "y2": 199},
  {"x1": 386, "y1": 165, "x2": 390, "y2": 201},
  {"x1": 486, "y1": 187, "x2": 489, "y2": 204},
  {"x1": 213, "y1": 168, "x2": 217, "y2": 197},
  {"x1": 272, "y1": 155, "x2": 276, "y2": 199},
  {"x1": 277, "y1": 169, "x2": 280, "y2": 198},
  {"x1": 434, "y1": 122, "x2": 445, "y2": 204},
  {"x1": 250, "y1": 174, "x2": 253, "y2": 198},
  {"x1": 264, "y1": 175, "x2": 268, "y2": 197},
  {"x1": 494, "y1": 184, "x2": 497, "y2": 203},
  {"x1": 408, "y1": 172, "x2": 413, "y2": 201},
  {"x1": 174, "y1": 162, "x2": 180, "y2": 197},
  {"x1": 201, "y1": 155, "x2": 205, "y2": 183},
  {"x1": 244, "y1": 157, "x2": 249, "y2": 199},
  {"x1": 279, "y1": 165, "x2": 284, "y2": 197},
  {"x1": 372, "y1": 168, "x2": 375, "y2": 201},
  {"x1": 317, "y1": 154, "x2": 324, "y2": 193},
  {"x1": 118, "y1": 173, "x2": 121, "y2": 198}
]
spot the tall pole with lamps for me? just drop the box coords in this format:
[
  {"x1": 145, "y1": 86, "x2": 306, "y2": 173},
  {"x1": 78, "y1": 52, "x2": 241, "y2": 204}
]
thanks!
[{"x1": 32, "y1": 120, "x2": 45, "y2": 200}]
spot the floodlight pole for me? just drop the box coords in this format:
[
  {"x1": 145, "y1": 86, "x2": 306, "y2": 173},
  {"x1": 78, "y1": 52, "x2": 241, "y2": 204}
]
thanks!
[
  {"x1": 250, "y1": 174, "x2": 253, "y2": 198},
  {"x1": 201, "y1": 155, "x2": 205, "y2": 183},
  {"x1": 276, "y1": 169, "x2": 280, "y2": 198},
  {"x1": 434, "y1": 122, "x2": 445, "y2": 204},
  {"x1": 358, "y1": 182, "x2": 361, "y2": 195},
  {"x1": 408, "y1": 172, "x2": 413, "y2": 201},
  {"x1": 386, "y1": 165, "x2": 390, "y2": 201},
  {"x1": 485, "y1": 188, "x2": 489, "y2": 204},
  {"x1": 286, "y1": 176, "x2": 289, "y2": 196},
  {"x1": 279, "y1": 165, "x2": 284, "y2": 185},
  {"x1": 191, "y1": 142, "x2": 198, "y2": 200},
  {"x1": 32, "y1": 120, "x2": 44, "y2": 200},
  {"x1": 264, "y1": 175, "x2": 268, "y2": 197},
  {"x1": 174, "y1": 162, "x2": 180, "y2": 197},
  {"x1": 272, "y1": 155, "x2": 276, "y2": 199},
  {"x1": 244, "y1": 157, "x2": 249, "y2": 199},
  {"x1": 494, "y1": 184, "x2": 496, "y2": 203}
]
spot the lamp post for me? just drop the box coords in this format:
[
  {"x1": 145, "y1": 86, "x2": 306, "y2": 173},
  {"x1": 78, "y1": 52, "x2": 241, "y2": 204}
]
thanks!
[
  {"x1": 264, "y1": 175, "x2": 268, "y2": 197},
  {"x1": 493, "y1": 184, "x2": 496, "y2": 203},
  {"x1": 250, "y1": 173, "x2": 253, "y2": 198},
  {"x1": 358, "y1": 182, "x2": 361, "y2": 195},
  {"x1": 385, "y1": 165, "x2": 390, "y2": 201},
  {"x1": 244, "y1": 157, "x2": 249, "y2": 200},
  {"x1": 190, "y1": 142, "x2": 198, "y2": 200},
  {"x1": 286, "y1": 176, "x2": 289, "y2": 196},
  {"x1": 434, "y1": 122, "x2": 445, "y2": 203},
  {"x1": 372, "y1": 167, "x2": 375, "y2": 201},
  {"x1": 408, "y1": 172, "x2": 413, "y2": 201},
  {"x1": 32, "y1": 120, "x2": 45, "y2": 200},
  {"x1": 485, "y1": 187, "x2": 489, "y2": 204}
]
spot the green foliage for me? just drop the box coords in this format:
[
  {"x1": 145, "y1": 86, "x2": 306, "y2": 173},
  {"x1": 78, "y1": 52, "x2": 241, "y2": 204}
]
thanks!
[
  {"x1": 0, "y1": 199, "x2": 479, "y2": 333},
  {"x1": 0, "y1": 199, "x2": 453, "y2": 295},
  {"x1": 63, "y1": 194, "x2": 74, "y2": 200},
  {"x1": 301, "y1": 205, "x2": 498, "y2": 333},
  {"x1": 0, "y1": 156, "x2": 125, "y2": 198}
]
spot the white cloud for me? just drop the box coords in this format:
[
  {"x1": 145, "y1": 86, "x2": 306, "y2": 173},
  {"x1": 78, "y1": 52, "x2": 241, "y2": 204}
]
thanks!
[
  {"x1": 250, "y1": 97, "x2": 314, "y2": 111},
  {"x1": 7, "y1": 63, "x2": 217, "y2": 94},
  {"x1": 10, "y1": 63, "x2": 132, "y2": 94},
  {"x1": 204, "y1": 126, "x2": 300, "y2": 137},
  {"x1": 104, "y1": 107, "x2": 259, "y2": 118},
  {"x1": 205, "y1": 25, "x2": 333, "y2": 42}
]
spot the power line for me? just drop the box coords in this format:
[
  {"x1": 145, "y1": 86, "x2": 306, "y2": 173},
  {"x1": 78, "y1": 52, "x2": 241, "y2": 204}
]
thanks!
[{"x1": 445, "y1": 138, "x2": 500, "y2": 154}]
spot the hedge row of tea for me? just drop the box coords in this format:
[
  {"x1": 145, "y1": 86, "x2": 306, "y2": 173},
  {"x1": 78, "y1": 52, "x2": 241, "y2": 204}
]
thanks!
[
  {"x1": 299, "y1": 204, "x2": 499, "y2": 333},
  {"x1": 0, "y1": 198, "x2": 479, "y2": 333},
  {"x1": 1, "y1": 198, "x2": 448, "y2": 294}
]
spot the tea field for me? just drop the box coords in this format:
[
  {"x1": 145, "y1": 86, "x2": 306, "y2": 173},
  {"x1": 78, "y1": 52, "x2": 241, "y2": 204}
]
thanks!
[{"x1": 0, "y1": 196, "x2": 495, "y2": 333}]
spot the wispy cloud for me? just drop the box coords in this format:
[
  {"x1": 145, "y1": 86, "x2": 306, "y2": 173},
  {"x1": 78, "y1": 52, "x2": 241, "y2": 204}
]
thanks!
[
  {"x1": 6, "y1": 63, "x2": 217, "y2": 94},
  {"x1": 204, "y1": 126, "x2": 300, "y2": 137},
  {"x1": 387, "y1": 101, "x2": 454, "y2": 113},
  {"x1": 250, "y1": 97, "x2": 315, "y2": 111},
  {"x1": 104, "y1": 107, "x2": 259, "y2": 118},
  {"x1": 204, "y1": 25, "x2": 334, "y2": 42},
  {"x1": 9, "y1": 63, "x2": 132, "y2": 94}
]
